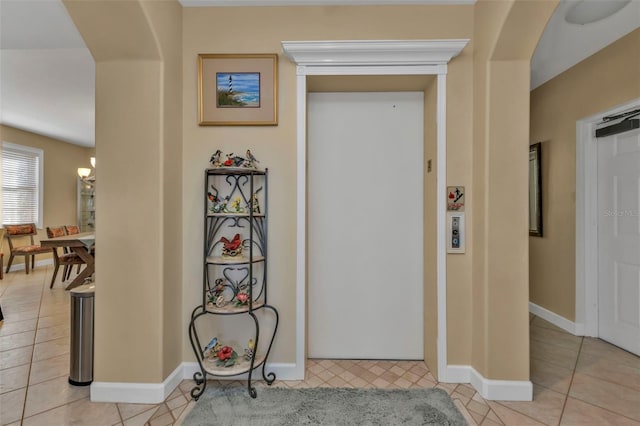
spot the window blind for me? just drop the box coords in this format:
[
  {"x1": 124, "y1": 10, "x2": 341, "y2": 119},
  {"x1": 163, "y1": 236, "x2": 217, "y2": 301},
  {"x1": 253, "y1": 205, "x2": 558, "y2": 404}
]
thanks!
[{"x1": 2, "y1": 143, "x2": 44, "y2": 228}]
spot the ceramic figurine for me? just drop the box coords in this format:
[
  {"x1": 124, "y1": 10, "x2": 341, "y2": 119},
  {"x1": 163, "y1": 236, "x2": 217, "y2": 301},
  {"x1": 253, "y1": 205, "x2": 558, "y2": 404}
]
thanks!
[
  {"x1": 231, "y1": 154, "x2": 245, "y2": 167},
  {"x1": 219, "y1": 195, "x2": 230, "y2": 213},
  {"x1": 203, "y1": 337, "x2": 220, "y2": 358},
  {"x1": 245, "y1": 149, "x2": 259, "y2": 168},
  {"x1": 210, "y1": 150, "x2": 222, "y2": 167},
  {"x1": 224, "y1": 153, "x2": 245, "y2": 167},
  {"x1": 208, "y1": 281, "x2": 227, "y2": 307},
  {"x1": 248, "y1": 186, "x2": 262, "y2": 213},
  {"x1": 208, "y1": 186, "x2": 220, "y2": 212},
  {"x1": 231, "y1": 196, "x2": 244, "y2": 213},
  {"x1": 244, "y1": 339, "x2": 255, "y2": 361},
  {"x1": 215, "y1": 295, "x2": 227, "y2": 308},
  {"x1": 216, "y1": 345, "x2": 238, "y2": 367},
  {"x1": 220, "y1": 233, "x2": 242, "y2": 256}
]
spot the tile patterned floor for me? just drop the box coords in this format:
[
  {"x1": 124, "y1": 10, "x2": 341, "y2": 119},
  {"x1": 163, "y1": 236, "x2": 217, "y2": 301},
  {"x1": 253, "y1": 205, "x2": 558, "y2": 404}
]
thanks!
[{"x1": 1, "y1": 265, "x2": 639, "y2": 425}]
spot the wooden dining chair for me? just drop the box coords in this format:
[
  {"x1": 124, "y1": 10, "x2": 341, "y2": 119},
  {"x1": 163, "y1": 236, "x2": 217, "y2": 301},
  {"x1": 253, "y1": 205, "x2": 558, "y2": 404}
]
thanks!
[
  {"x1": 64, "y1": 225, "x2": 80, "y2": 236},
  {"x1": 46, "y1": 226, "x2": 85, "y2": 289},
  {"x1": 4, "y1": 224, "x2": 52, "y2": 274},
  {"x1": 63, "y1": 225, "x2": 85, "y2": 279}
]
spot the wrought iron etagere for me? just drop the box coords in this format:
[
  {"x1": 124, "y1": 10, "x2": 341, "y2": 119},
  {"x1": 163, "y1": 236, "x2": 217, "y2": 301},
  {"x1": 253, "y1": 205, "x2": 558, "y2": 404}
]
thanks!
[{"x1": 188, "y1": 167, "x2": 278, "y2": 400}]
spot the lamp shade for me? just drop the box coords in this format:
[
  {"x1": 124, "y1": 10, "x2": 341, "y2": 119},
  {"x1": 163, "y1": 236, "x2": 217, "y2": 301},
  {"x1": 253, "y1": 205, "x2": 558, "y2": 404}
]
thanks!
[
  {"x1": 78, "y1": 168, "x2": 91, "y2": 178},
  {"x1": 565, "y1": 0, "x2": 631, "y2": 25}
]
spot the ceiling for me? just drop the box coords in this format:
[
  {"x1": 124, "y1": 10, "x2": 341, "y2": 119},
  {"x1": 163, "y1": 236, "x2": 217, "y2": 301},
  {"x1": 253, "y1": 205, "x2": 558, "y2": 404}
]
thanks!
[{"x1": 0, "y1": 0, "x2": 638, "y2": 148}]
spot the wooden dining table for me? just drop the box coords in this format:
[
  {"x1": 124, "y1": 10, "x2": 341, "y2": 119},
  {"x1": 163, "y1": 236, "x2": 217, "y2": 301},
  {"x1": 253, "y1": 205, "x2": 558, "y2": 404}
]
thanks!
[{"x1": 40, "y1": 232, "x2": 95, "y2": 290}]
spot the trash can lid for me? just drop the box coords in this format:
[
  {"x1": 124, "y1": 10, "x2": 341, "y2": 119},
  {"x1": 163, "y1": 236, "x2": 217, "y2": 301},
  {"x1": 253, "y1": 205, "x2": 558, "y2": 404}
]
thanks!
[{"x1": 70, "y1": 284, "x2": 95, "y2": 297}]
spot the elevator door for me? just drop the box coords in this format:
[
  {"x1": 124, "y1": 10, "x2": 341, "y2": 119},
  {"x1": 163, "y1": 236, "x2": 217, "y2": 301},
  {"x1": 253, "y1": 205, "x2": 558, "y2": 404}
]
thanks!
[{"x1": 308, "y1": 92, "x2": 424, "y2": 359}]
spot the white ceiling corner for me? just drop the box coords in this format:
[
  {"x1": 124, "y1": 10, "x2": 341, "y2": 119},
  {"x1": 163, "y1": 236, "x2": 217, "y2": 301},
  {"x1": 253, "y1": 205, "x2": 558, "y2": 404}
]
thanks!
[
  {"x1": 530, "y1": 0, "x2": 640, "y2": 90},
  {"x1": 0, "y1": 0, "x2": 95, "y2": 147}
]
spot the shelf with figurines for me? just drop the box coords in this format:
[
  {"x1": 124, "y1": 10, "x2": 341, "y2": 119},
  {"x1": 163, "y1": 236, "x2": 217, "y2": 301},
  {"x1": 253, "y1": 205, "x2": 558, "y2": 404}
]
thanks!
[
  {"x1": 204, "y1": 274, "x2": 267, "y2": 314},
  {"x1": 195, "y1": 337, "x2": 268, "y2": 377},
  {"x1": 188, "y1": 148, "x2": 278, "y2": 400},
  {"x1": 208, "y1": 148, "x2": 265, "y2": 173},
  {"x1": 205, "y1": 233, "x2": 266, "y2": 265}
]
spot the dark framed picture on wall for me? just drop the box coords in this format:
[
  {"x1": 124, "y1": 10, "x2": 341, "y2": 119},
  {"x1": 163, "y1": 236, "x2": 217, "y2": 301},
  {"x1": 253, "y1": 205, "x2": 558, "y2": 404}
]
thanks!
[
  {"x1": 198, "y1": 53, "x2": 278, "y2": 126},
  {"x1": 529, "y1": 142, "x2": 543, "y2": 237}
]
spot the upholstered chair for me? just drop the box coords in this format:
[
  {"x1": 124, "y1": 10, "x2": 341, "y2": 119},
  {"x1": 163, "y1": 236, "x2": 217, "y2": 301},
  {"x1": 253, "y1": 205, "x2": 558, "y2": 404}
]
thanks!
[{"x1": 4, "y1": 224, "x2": 52, "y2": 274}]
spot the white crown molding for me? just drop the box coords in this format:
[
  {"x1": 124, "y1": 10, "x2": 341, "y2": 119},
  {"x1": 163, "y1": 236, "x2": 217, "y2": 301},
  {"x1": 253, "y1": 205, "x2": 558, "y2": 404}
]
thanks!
[
  {"x1": 282, "y1": 39, "x2": 469, "y2": 67},
  {"x1": 180, "y1": 0, "x2": 475, "y2": 7}
]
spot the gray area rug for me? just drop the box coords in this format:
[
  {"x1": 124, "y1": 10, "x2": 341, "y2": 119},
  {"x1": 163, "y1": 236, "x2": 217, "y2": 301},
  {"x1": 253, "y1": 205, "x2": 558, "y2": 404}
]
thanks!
[{"x1": 182, "y1": 386, "x2": 467, "y2": 425}]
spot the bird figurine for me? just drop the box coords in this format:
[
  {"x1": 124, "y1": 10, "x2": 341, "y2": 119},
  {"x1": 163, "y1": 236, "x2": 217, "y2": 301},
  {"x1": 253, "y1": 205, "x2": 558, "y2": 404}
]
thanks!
[
  {"x1": 244, "y1": 339, "x2": 255, "y2": 361},
  {"x1": 221, "y1": 234, "x2": 242, "y2": 251},
  {"x1": 248, "y1": 186, "x2": 263, "y2": 213},
  {"x1": 219, "y1": 195, "x2": 230, "y2": 213},
  {"x1": 223, "y1": 153, "x2": 235, "y2": 167},
  {"x1": 207, "y1": 191, "x2": 219, "y2": 204},
  {"x1": 220, "y1": 233, "x2": 242, "y2": 256},
  {"x1": 232, "y1": 154, "x2": 245, "y2": 167},
  {"x1": 210, "y1": 150, "x2": 222, "y2": 167},
  {"x1": 208, "y1": 186, "x2": 223, "y2": 212},
  {"x1": 203, "y1": 337, "x2": 219, "y2": 357},
  {"x1": 245, "y1": 149, "x2": 259, "y2": 168}
]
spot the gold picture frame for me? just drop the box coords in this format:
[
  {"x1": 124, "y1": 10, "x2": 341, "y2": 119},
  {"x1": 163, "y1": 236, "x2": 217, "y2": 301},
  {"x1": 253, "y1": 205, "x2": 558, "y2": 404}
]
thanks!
[{"x1": 198, "y1": 53, "x2": 278, "y2": 126}]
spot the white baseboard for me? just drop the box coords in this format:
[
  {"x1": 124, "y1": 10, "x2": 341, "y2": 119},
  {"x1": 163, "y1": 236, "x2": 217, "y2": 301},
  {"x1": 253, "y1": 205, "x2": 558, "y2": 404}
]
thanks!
[
  {"x1": 90, "y1": 362, "x2": 298, "y2": 404},
  {"x1": 529, "y1": 302, "x2": 582, "y2": 335},
  {"x1": 440, "y1": 365, "x2": 533, "y2": 401},
  {"x1": 91, "y1": 363, "x2": 184, "y2": 404},
  {"x1": 6, "y1": 258, "x2": 53, "y2": 273},
  {"x1": 91, "y1": 360, "x2": 532, "y2": 403},
  {"x1": 439, "y1": 365, "x2": 471, "y2": 383}
]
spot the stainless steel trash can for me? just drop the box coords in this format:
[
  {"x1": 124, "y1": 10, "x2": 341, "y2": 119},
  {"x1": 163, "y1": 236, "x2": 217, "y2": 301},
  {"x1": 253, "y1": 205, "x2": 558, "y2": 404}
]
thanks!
[{"x1": 69, "y1": 284, "x2": 95, "y2": 386}]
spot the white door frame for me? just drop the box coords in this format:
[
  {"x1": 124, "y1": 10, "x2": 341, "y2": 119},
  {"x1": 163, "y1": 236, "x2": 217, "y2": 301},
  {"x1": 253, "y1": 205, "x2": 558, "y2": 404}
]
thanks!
[
  {"x1": 575, "y1": 97, "x2": 640, "y2": 337},
  {"x1": 282, "y1": 39, "x2": 468, "y2": 380}
]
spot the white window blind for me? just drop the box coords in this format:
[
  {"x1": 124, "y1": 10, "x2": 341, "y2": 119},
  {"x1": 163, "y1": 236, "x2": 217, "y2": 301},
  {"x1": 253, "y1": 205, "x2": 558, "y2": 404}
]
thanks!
[{"x1": 1, "y1": 142, "x2": 44, "y2": 229}]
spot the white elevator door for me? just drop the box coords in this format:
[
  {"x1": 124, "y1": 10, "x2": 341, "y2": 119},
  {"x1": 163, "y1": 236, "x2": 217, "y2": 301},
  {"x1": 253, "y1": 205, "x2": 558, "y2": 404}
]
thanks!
[
  {"x1": 597, "y1": 127, "x2": 640, "y2": 356},
  {"x1": 308, "y1": 92, "x2": 424, "y2": 359}
]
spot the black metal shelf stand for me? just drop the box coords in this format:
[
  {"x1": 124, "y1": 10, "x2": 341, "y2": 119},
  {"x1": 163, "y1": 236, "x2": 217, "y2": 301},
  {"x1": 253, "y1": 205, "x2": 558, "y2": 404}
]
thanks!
[{"x1": 188, "y1": 168, "x2": 278, "y2": 400}]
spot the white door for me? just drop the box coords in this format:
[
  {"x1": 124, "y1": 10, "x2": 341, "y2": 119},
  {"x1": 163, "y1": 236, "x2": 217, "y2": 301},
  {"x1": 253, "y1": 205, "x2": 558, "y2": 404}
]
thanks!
[
  {"x1": 597, "y1": 127, "x2": 640, "y2": 356},
  {"x1": 307, "y1": 92, "x2": 424, "y2": 359}
]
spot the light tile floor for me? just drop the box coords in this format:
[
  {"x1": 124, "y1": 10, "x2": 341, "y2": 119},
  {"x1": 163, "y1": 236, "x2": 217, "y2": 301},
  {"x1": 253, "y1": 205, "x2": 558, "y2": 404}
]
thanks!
[{"x1": 1, "y1": 265, "x2": 639, "y2": 425}]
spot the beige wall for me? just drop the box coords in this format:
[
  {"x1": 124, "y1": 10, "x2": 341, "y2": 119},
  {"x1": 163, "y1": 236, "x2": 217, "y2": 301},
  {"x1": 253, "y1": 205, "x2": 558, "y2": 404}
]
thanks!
[
  {"x1": 60, "y1": 0, "x2": 557, "y2": 388},
  {"x1": 182, "y1": 4, "x2": 475, "y2": 368},
  {"x1": 472, "y1": 0, "x2": 557, "y2": 379},
  {"x1": 0, "y1": 124, "x2": 93, "y2": 269},
  {"x1": 530, "y1": 29, "x2": 640, "y2": 321},
  {"x1": 142, "y1": 0, "x2": 185, "y2": 380},
  {"x1": 64, "y1": 0, "x2": 183, "y2": 383}
]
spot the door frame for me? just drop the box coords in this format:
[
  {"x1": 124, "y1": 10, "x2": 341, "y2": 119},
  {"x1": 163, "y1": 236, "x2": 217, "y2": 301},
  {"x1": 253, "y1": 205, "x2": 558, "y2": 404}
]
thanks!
[
  {"x1": 282, "y1": 39, "x2": 468, "y2": 380},
  {"x1": 575, "y1": 97, "x2": 640, "y2": 337}
]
